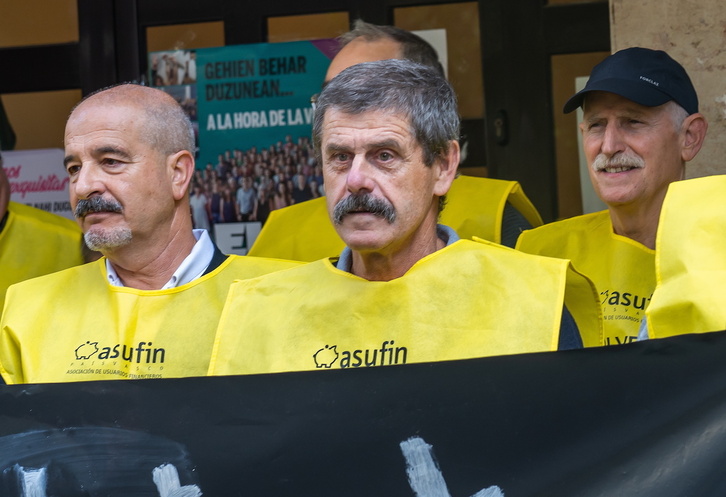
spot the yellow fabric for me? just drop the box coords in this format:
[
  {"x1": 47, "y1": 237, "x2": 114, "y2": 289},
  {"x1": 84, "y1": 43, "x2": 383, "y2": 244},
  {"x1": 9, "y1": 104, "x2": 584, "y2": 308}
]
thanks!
[
  {"x1": 209, "y1": 239, "x2": 601, "y2": 376},
  {"x1": 0, "y1": 255, "x2": 299, "y2": 384},
  {"x1": 247, "y1": 175, "x2": 543, "y2": 261},
  {"x1": 516, "y1": 210, "x2": 654, "y2": 346},
  {"x1": 647, "y1": 176, "x2": 726, "y2": 338},
  {"x1": 249, "y1": 195, "x2": 343, "y2": 262},
  {"x1": 444, "y1": 176, "x2": 543, "y2": 243},
  {"x1": 0, "y1": 202, "x2": 83, "y2": 314}
]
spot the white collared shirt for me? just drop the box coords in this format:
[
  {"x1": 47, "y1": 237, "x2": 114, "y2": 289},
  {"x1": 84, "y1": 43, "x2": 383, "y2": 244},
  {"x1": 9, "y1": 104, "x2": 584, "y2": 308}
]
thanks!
[{"x1": 106, "y1": 229, "x2": 216, "y2": 289}]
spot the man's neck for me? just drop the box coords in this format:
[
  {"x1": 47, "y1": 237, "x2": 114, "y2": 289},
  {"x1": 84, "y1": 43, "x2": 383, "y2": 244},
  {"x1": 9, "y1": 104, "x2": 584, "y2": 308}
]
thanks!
[
  {"x1": 105, "y1": 227, "x2": 197, "y2": 290},
  {"x1": 350, "y1": 224, "x2": 445, "y2": 282},
  {"x1": 608, "y1": 200, "x2": 663, "y2": 250}
]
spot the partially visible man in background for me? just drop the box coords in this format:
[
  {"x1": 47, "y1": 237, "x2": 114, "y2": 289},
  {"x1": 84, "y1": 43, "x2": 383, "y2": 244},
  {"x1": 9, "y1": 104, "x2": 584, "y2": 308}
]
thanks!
[{"x1": 0, "y1": 150, "x2": 84, "y2": 314}]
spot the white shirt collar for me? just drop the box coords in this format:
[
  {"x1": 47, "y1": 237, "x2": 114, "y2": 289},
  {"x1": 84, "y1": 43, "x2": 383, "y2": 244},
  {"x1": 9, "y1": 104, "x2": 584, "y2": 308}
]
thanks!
[{"x1": 106, "y1": 229, "x2": 216, "y2": 289}]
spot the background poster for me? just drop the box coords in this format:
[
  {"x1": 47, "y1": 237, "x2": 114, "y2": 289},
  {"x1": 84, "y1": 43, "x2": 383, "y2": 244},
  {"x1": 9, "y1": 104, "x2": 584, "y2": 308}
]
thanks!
[
  {"x1": 3, "y1": 148, "x2": 73, "y2": 220},
  {"x1": 151, "y1": 40, "x2": 337, "y2": 252}
]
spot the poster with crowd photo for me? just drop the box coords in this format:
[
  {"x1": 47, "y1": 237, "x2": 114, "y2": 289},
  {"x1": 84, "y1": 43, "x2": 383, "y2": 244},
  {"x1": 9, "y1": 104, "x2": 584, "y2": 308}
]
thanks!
[
  {"x1": 3, "y1": 331, "x2": 726, "y2": 496},
  {"x1": 150, "y1": 41, "x2": 337, "y2": 254}
]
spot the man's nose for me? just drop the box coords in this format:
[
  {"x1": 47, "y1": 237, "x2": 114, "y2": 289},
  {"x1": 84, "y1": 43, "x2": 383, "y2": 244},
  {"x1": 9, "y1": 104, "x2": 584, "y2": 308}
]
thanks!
[{"x1": 345, "y1": 155, "x2": 376, "y2": 194}]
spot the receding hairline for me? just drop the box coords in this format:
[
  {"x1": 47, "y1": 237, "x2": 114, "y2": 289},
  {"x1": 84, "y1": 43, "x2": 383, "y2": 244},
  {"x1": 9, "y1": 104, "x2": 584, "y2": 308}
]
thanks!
[
  {"x1": 70, "y1": 84, "x2": 178, "y2": 117},
  {"x1": 68, "y1": 84, "x2": 195, "y2": 155}
]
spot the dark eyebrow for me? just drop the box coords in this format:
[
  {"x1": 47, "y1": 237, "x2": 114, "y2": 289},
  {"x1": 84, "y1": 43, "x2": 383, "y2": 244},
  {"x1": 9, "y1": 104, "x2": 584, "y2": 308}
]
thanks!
[{"x1": 325, "y1": 140, "x2": 401, "y2": 154}]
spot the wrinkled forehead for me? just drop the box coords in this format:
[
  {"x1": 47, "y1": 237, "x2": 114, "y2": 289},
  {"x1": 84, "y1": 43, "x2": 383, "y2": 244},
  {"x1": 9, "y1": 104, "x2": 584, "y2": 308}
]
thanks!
[{"x1": 323, "y1": 106, "x2": 412, "y2": 129}]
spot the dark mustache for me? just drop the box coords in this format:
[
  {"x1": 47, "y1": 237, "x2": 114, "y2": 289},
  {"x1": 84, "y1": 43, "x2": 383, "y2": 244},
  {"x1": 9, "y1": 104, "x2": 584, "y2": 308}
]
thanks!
[
  {"x1": 74, "y1": 196, "x2": 123, "y2": 219},
  {"x1": 333, "y1": 193, "x2": 396, "y2": 224}
]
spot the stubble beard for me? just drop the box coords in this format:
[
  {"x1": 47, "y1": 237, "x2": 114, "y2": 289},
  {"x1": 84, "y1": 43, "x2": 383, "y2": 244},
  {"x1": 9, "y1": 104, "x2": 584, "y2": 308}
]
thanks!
[{"x1": 84, "y1": 227, "x2": 133, "y2": 252}]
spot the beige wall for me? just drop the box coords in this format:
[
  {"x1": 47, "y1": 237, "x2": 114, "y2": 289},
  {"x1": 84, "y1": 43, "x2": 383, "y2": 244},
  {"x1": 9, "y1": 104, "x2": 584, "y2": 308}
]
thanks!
[{"x1": 611, "y1": 0, "x2": 726, "y2": 178}]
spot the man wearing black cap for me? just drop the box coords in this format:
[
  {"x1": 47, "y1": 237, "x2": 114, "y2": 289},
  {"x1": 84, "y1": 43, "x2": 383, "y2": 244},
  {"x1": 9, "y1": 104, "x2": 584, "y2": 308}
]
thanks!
[{"x1": 517, "y1": 47, "x2": 707, "y2": 346}]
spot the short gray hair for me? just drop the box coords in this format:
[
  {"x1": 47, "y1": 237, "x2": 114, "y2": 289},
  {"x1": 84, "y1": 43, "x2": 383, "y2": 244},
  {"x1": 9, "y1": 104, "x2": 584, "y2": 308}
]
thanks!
[
  {"x1": 73, "y1": 84, "x2": 195, "y2": 157},
  {"x1": 313, "y1": 59, "x2": 459, "y2": 168}
]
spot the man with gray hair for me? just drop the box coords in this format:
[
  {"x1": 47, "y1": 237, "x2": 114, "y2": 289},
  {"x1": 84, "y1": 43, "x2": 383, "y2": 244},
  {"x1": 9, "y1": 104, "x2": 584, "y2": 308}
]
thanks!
[
  {"x1": 516, "y1": 47, "x2": 708, "y2": 346},
  {"x1": 248, "y1": 20, "x2": 541, "y2": 262},
  {"x1": 209, "y1": 60, "x2": 601, "y2": 377},
  {"x1": 0, "y1": 84, "x2": 297, "y2": 385}
]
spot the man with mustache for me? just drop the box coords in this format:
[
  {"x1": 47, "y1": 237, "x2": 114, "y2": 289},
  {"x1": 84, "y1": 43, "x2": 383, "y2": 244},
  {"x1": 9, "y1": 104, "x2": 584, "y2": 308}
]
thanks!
[
  {"x1": 207, "y1": 60, "x2": 602, "y2": 376},
  {"x1": 516, "y1": 47, "x2": 707, "y2": 345},
  {"x1": 247, "y1": 21, "x2": 543, "y2": 263},
  {"x1": 0, "y1": 84, "x2": 297, "y2": 385}
]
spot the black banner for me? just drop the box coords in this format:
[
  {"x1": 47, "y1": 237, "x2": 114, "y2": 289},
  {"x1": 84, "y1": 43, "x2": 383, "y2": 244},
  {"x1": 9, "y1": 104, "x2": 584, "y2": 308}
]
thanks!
[{"x1": 2, "y1": 331, "x2": 726, "y2": 496}]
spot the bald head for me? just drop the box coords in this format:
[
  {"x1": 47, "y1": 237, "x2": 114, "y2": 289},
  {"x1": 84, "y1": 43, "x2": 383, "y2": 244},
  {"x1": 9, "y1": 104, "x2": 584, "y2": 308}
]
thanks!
[
  {"x1": 325, "y1": 37, "x2": 402, "y2": 83},
  {"x1": 70, "y1": 84, "x2": 195, "y2": 157},
  {"x1": 324, "y1": 20, "x2": 444, "y2": 83}
]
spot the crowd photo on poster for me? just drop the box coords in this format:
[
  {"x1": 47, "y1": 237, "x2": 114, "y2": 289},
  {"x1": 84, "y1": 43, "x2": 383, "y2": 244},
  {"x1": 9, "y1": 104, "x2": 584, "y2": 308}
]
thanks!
[{"x1": 189, "y1": 136, "x2": 323, "y2": 231}]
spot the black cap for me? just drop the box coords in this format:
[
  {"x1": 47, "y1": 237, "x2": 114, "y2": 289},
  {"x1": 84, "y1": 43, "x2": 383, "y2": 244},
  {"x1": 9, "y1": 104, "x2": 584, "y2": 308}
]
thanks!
[{"x1": 563, "y1": 47, "x2": 698, "y2": 115}]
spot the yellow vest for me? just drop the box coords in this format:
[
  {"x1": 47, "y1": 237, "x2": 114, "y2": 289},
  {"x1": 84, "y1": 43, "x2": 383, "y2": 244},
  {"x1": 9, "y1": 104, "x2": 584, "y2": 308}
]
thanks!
[
  {"x1": 209, "y1": 239, "x2": 601, "y2": 376},
  {"x1": 247, "y1": 175, "x2": 543, "y2": 262},
  {"x1": 647, "y1": 176, "x2": 726, "y2": 337},
  {"x1": 0, "y1": 202, "x2": 83, "y2": 314},
  {"x1": 0, "y1": 255, "x2": 299, "y2": 384},
  {"x1": 516, "y1": 210, "x2": 654, "y2": 346}
]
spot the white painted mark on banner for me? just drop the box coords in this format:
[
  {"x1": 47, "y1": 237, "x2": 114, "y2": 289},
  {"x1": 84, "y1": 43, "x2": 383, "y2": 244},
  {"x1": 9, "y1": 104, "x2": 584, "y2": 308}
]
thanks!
[
  {"x1": 400, "y1": 436, "x2": 505, "y2": 497},
  {"x1": 19, "y1": 466, "x2": 48, "y2": 497},
  {"x1": 152, "y1": 463, "x2": 203, "y2": 497}
]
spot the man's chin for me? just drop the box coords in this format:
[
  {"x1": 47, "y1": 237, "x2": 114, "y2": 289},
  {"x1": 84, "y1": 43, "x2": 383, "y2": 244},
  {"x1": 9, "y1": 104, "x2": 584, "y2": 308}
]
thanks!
[
  {"x1": 84, "y1": 227, "x2": 133, "y2": 252},
  {"x1": 340, "y1": 228, "x2": 392, "y2": 253}
]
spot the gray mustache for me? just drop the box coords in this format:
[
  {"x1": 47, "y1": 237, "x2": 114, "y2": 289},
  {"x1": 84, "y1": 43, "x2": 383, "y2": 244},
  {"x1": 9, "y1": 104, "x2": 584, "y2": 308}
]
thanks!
[
  {"x1": 74, "y1": 197, "x2": 123, "y2": 219},
  {"x1": 591, "y1": 153, "x2": 645, "y2": 172},
  {"x1": 333, "y1": 194, "x2": 396, "y2": 224}
]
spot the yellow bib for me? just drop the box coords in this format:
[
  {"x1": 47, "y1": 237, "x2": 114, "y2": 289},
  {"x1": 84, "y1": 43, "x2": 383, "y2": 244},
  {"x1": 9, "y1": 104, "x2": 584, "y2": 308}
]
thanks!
[
  {"x1": 0, "y1": 202, "x2": 83, "y2": 314},
  {"x1": 647, "y1": 176, "x2": 726, "y2": 337},
  {"x1": 516, "y1": 210, "x2": 654, "y2": 346},
  {"x1": 209, "y1": 239, "x2": 601, "y2": 376},
  {"x1": 247, "y1": 175, "x2": 543, "y2": 262},
  {"x1": 0, "y1": 255, "x2": 299, "y2": 384}
]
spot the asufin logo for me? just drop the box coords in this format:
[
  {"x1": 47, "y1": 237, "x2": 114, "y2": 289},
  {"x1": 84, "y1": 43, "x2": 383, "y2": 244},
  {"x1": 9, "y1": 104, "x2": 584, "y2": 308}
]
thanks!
[
  {"x1": 75, "y1": 341, "x2": 99, "y2": 360},
  {"x1": 313, "y1": 345, "x2": 339, "y2": 368},
  {"x1": 73, "y1": 341, "x2": 166, "y2": 364},
  {"x1": 312, "y1": 341, "x2": 408, "y2": 369}
]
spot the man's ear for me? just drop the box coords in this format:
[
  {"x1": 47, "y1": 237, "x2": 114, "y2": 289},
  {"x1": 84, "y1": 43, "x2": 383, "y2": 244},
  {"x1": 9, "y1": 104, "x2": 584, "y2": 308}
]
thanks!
[
  {"x1": 681, "y1": 113, "x2": 708, "y2": 162},
  {"x1": 168, "y1": 150, "x2": 195, "y2": 201},
  {"x1": 433, "y1": 140, "x2": 460, "y2": 197}
]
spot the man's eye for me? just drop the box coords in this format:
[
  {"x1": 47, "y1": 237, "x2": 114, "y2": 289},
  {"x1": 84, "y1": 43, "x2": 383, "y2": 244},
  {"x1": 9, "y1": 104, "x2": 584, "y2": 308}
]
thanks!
[{"x1": 67, "y1": 165, "x2": 81, "y2": 176}]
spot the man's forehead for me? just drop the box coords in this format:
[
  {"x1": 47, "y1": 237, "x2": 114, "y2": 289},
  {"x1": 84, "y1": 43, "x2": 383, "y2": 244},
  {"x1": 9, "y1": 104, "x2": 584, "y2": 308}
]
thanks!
[
  {"x1": 321, "y1": 108, "x2": 413, "y2": 141},
  {"x1": 323, "y1": 107, "x2": 410, "y2": 126}
]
